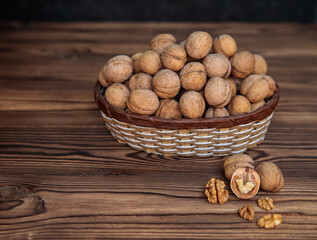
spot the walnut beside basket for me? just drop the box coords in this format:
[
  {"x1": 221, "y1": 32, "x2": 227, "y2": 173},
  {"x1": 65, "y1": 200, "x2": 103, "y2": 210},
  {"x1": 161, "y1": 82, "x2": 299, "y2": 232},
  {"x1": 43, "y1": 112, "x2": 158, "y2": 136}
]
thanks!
[{"x1": 94, "y1": 81, "x2": 279, "y2": 157}]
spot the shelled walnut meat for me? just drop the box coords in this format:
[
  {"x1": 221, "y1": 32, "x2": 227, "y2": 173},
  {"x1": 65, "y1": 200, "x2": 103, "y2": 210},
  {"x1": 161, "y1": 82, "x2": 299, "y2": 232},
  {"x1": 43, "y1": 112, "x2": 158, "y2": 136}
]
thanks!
[
  {"x1": 205, "y1": 177, "x2": 229, "y2": 205},
  {"x1": 99, "y1": 31, "x2": 277, "y2": 119}
]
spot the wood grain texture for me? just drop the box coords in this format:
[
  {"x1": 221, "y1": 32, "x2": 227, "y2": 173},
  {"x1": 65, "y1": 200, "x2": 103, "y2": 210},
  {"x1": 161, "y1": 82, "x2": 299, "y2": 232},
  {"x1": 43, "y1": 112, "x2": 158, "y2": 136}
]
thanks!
[{"x1": 0, "y1": 22, "x2": 317, "y2": 239}]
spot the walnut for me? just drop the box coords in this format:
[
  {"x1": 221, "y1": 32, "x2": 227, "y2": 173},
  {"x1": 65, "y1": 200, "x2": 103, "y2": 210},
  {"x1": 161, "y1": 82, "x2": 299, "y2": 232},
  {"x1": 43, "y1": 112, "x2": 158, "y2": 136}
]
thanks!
[
  {"x1": 131, "y1": 52, "x2": 143, "y2": 74},
  {"x1": 105, "y1": 83, "x2": 130, "y2": 110},
  {"x1": 261, "y1": 74, "x2": 276, "y2": 98},
  {"x1": 180, "y1": 62, "x2": 207, "y2": 91},
  {"x1": 256, "y1": 162, "x2": 284, "y2": 192},
  {"x1": 98, "y1": 68, "x2": 112, "y2": 87},
  {"x1": 138, "y1": 50, "x2": 163, "y2": 75},
  {"x1": 223, "y1": 153, "x2": 255, "y2": 181},
  {"x1": 104, "y1": 55, "x2": 133, "y2": 83},
  {"x1": 230, "y1": 167, "x2": 260, "y2": 199},
  {"x1": 155, "y1": 99, "x2": 182, "y2": 119},
  {"x1": 203, "y1": 53, "x2": 231, "y2": 79},
  {"x1": 127, "y1": 89, "x2": 159, "y2": 115},
  {"x1": 226, "y1": 78, "x2": 237, "y2": 98},
  {"x1": 258, "y1": 197, "x2": 275, "y2": 211},
  {"x1": 152, "y1": 69, "x2": 181, "y2": 98},
  {"x1": 161, "y1": 44, "x2": 187, "y2": 71},
  {"x1": 205, "y1": 107, "x2": 229, "y2": 118},
  {"x1": 204, "y1": 177, "x2": 229, "y2": 205},
  {"x1": 204, "y1": 77, "x2": 231, "y2": 108},
  {"x1": 252, "y1": 54, "x2": 267, "y2": 75},
  {"x1": 240, "y1": 74, "x2": 270, "y2": 103},
  {"x1": 149, "y1": 33, "x2": 176, "y2": 54},
  {"x1": 227, "y1": 95, "x2": 251, "y2": 116},
  {"x1": 179, "y1": 91, "x2": 205, "y2": 119},
  {"x1": 129, "y1": 73, "x2": 152, "y2": 91},
  {"x1": 230, "y1": 51, "x2": 255, "y2": 78},
  {"x1": 212, "y1": 34, "x2": 237, "y2": 58},
  {"x1": 186, "y1": 31, "x2": 213, "y2": 60},
  {"x1": 238, "y1": 205, "x2": 254, "y2": 221},
  {"x1": 257, "y1": 214, "x2": 282, "y2": 229},
  {"x1": 251, "y1": 100, "x2": 266, "y2": 111}
]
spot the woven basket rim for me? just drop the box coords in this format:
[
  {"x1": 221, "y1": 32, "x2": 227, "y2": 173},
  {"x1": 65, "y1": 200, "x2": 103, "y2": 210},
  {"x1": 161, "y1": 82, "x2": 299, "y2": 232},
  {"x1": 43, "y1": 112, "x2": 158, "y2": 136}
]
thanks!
[{"x1": 94, "y1": 80, "x2": 279, "y2": 130}]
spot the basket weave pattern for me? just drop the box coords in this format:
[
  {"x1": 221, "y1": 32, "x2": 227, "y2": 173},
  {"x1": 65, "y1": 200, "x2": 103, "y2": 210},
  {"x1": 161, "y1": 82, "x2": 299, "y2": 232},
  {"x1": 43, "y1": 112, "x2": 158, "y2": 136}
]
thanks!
[{"x1": 95, "y1": 81, "x2": 279, "y2": 157}]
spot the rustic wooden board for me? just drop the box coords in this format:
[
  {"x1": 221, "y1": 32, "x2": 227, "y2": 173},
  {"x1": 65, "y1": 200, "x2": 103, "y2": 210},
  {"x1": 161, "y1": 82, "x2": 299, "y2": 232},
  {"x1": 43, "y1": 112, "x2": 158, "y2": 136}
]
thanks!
[{"x1": 0, "y1": 22, "x2": 316, "y2": 239}]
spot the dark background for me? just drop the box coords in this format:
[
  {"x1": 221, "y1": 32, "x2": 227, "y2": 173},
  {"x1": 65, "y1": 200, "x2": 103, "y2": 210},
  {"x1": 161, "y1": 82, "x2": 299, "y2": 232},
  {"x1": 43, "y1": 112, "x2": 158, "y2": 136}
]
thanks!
[{"x1": 1, "y1": 0, "x2": 317, "y2": 22}]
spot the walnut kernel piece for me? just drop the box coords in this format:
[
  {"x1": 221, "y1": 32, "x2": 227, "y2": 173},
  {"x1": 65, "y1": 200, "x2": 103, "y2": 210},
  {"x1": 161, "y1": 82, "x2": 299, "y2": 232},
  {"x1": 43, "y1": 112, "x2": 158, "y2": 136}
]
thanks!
[
  {"x1": 258, "y1": 197, "x2": 275, "y2": 211},
  {"x1": 204, "y1": 177, "x2": 229, "y2": 205},
  {"x1": 235, "y1": 178, "x2": 255, "y2": 194},
  {"x1": 239, "y1": 205, "x2": 254, "y2": 221},
  {"x1": 257, "y1": 214, "x2": 282, "y2": 229}
]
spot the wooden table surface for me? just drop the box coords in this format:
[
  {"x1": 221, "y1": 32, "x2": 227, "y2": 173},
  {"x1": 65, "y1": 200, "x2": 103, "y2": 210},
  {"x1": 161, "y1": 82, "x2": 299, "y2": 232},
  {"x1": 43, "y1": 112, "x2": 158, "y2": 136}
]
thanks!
[{"x1": 0, "y1": 22, "x2": 316, "y2": 239}]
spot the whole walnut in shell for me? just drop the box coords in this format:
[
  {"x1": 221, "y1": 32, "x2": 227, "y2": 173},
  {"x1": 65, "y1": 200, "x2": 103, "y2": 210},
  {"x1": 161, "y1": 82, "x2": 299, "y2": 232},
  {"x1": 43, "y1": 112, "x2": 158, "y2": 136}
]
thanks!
[
  {"x1": 129, "y1": 73, "x2": 152, "y2": 91},
  {"x1": 240, "y1": 74, "x2": 270, "y2": 103},
  {"x1": 127, "y1": 89, "x2": 159, "y2": 115},
  {"x1": 203, "y1": 53, "x2": 231, "y2": 79},
  {"x1": 186, "y1": 31, "x2": 213, "y2": 60},
  {"x1": 204, "y1": 77, "x2": 231, "y2": 107},
  {"x1": 155, "y1": 99, "x2": 182, "y2": 119},
  {"x1": 131, "y1": 52, "x2": 143, "y2": 74},
  {"x1": 223, "y1": 154, "x2": 255, "y2": 181},
  {"x1": 205, "y1": 107, "x2": 229, "y2": 118},
  {"x1": 256, "y1": 162, "x2": 284, "y2": 192},
  {"x1": 105, "y1": 83, "x2": 130, "y2": 110},
  {"x1": 230, "y1": 51, "x2": 255, "y2": 78},
  {"x1": 252, "y1": 54, "x2": 267, "y2": 74},
  {"x1": 180, "y1": 62, "x2": 207, "y2": 91},
  {"x1": 104, "y1": 55, "x2": 133, "y2": 83},
  {"x1": 212, "y1": 34, "x2": 237, "y2": 58},
  {"x1": 139, "y1": 50, "x2": 163, "y2": 75},
  {"x1": 98, "y1": 68, "x2": 112, "y2": 87},
  {"x1": 161, "y1": 44, "x2": 187, "y2": 71},
  {"x1": 149, "y1": 33, "x2": 176, "y2": 54},
  {"x1": 251, "y1": 100, "x2": 266, "y2": 111},
  {"x1": 261, "y1": 74, "x2": 276, "y2": 98},
  {"x1": 152, "y1": 69, "x2": 181, "y2": 98},
  {"x1": 227, "y1": 95, "x2": 251, "y2": 116},
  {"x1": 179, "y1": 91, "x2": 205, "y2": 119},
  {"x1": 226, "y1": 77, "x2": 237, "y2": 98}
]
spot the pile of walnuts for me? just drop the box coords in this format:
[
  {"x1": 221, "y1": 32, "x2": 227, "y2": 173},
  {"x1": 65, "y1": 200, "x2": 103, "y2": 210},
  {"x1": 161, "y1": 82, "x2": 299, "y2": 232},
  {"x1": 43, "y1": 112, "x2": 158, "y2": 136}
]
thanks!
[{"x1": 98, "y1": 31, "x2": 277, "y2": 119}]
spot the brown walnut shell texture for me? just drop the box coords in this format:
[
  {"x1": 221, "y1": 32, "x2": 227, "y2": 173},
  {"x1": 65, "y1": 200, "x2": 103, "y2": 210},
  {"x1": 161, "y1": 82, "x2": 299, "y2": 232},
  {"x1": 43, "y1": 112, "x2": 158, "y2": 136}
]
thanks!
[
  {"x1": 227, "y1": 95, "x2": 251, "y2": 116},
  {"x1": 161, "y1": 44, "x2": 187, "y2": 71},
  {"x1": 152, "y1": 69, "x2": 181, "y2": 99},
  {"x1": 105, "y1": 83, "x2": 130, "y2": 110},
  {"x1": 149, "y1": 33, "x2": 176, "y2": 54},
  {"x1": 230, "y1": 167, "x2": 260, "y2": 199},
  {"x1": 129, "y1": 73, "x2": 152, "y2": 91},
  {"x1": 127, "y1": 89, "x2": 159, "y2": 115},
  {"x1": 179, "y1": 91, "x2": 205, "y2": 119},
  {"x1": 252, "y1": 54, "x2": 267, "y2": 75},
  {"x1": 180, "y1": 62, "x2": 207, "y2": 91},
  {"x1": 230, "y1": 51, "x2": 255, "y2": 78},
  {"x1": 203, "y1": 53, "x2": 231, "y2": 79},
  {"x1": 256, "y1": 162, "x2": 284, "y2": 192},
  {"x1": 138, "y1": 50, "x2": 163, "y2": 75},
  {"x1": 186, "y1": 31, "x2": 213, "y2": 60},
  {"x1": 261, "y1": 74, "x2": 276, "y2": 98},
  {"x1": 98, "y1": 68, "x2": 112, "y2": 87},
  {"x1": 226, "y1": 78, "x2": 237, "y2": 98},
  {"x1": 105, "y1": 55, "x2": 133, "y2": 83},
  {"x1": 131, "y1": 52, "x2": 143, "y2": 74},
  {"x1": 205, "y1": 107, "x2": 229, "y2": 118},
  {"x1": 223, "y1": 153, "x2": 255, "y2": 181},
  {"x1": 240, "y1": 74, "x2": 270, "y2": 103},
  {"x1": 155, "y1": 99, "x2": 182, "y2": 119},
  {"x1": 204, "y1": 77, "x2": 231, "y2": 107},
  {"x1": 212, "y1": 34, "x2": 237, "y2": 58}
]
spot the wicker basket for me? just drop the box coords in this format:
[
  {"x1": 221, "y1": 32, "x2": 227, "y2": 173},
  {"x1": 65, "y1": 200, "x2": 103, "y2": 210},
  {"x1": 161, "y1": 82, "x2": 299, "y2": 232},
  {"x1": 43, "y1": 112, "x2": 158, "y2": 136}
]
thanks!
[{"x1": 94, "y1": 81, "x2": 279, "y2": 157}]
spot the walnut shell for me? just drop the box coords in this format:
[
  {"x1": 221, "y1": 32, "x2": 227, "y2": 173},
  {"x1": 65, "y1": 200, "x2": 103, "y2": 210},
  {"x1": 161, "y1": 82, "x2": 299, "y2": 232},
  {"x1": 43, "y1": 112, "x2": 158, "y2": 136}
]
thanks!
[
  {"x1": 155, "y1": 99, "x2": 182, "y2": 119},
  {"x1": 256, "y1": 162, "x2": 284, "y2": 192},
  {"x1": 152, "y1": 69, "x2": 181, "y2": 98},
  {"x1": 104, "y1": 55, "x2": 133, "y2": 83},
  {"x1": 131, "y1": 52, "x2": 143, "y2": 74},
  {"x1": 98, "y1": 68, "x2": 112, "y2": 87},
  {"x1": 204, "y1": 77, "x2": 231, "y2": 107},
  {"x1": 105, "y1": 83, "x2": 130, "y2": 110},
  {"x1": 230, "y1": 167, "x2": 260, "y2": 199},
  {"x1": 223, "y1": 154, "x2": 255, "y2": 180},
  {"x1": 240, "y1": 74, "x2": 270, "y2": 103},
  {"x1": 261, "y1": 74, "x2": 276, "y2": 98},
  {"x1": 161, "y1": 44, "x2": 187, "y2": 71},
  {"x1": 149, "y1": 33, "x2": 176, "y2": 54},
  {"x1": 227, "y1": 95, "x2": 251, "y2": 116},
  {"x1": 212, "y1": 34, "x2": 237, "y2": 58},
  {"x1": 179, "y1": 40, "x2": 186, "y2": 48},
  {"x1": 251, "y1": 100, "x2": 266, "y2": 111},
  {"x1": 205, "y1": 107, "x2": 229, "y2": 118},
  {"x1": 186, "y1": 31, "x2": 213, "y2": 60},
  {"x1": 226, "y1": 77, "x2": 237, "y2": 98},
  {"x1": 139, "y1": 50, "x2": 163, "y2": 75},
  {"x1": 127, "y1": 89, "x2": 159, "y2": 115},
  {"x1": 203, "y1": 53, "x2": 231, "y2": 79},
  {"x1": 180, "y1": 62, "x2": 207, "y2": 91},
  {"x1": 230, "y1": 51, "x2": 255, "y2": 78},
  {"x1": 179, "y1": 91, "x2": 205, "y2": 119},
  {"x1": 129, "y1": 73, "x2": 152, "y2": 91},
  {"x1": 252, "y1": 54, "x2": 267, "y2": 74}
]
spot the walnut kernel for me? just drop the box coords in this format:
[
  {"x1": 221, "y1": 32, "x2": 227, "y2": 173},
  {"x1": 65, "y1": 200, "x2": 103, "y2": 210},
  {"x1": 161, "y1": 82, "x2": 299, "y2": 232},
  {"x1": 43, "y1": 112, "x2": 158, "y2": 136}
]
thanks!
[
  {"x1": 204, "y1": 177, "x2": 229, "y2": 205},
  {"x1": 239, "y1": 205, "x2": 254, "y2": 221},
  {"x1": 258, "y1": 197, "x2": 275, "y2": 211},
  {"x1": 257, "y1": 214, "x2": 282, "y2": 229}
]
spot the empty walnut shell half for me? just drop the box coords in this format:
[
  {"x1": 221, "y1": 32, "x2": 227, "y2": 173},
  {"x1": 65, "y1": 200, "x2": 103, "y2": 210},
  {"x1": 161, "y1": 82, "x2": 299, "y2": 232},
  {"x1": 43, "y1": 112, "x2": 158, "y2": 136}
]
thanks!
[{"x1": 230, "y1": 167, "x2": 260, "y2": 199}]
